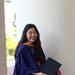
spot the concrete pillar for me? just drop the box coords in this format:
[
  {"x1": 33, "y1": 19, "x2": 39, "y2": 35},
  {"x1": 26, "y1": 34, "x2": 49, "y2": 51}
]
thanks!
[{"x1": 0, "y1": 0, "x2": 7, "y2": 75}]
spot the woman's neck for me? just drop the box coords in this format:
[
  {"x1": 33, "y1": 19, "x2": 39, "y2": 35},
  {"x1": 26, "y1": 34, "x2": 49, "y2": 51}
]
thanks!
[{"x1": 24, "y1": 42, "x2": 34, "y2": 47}]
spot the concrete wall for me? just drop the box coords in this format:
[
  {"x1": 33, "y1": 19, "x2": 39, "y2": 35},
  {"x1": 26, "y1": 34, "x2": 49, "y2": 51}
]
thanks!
[{"x1": 0, "y1": 0, "x2": 7, "y2": 75}]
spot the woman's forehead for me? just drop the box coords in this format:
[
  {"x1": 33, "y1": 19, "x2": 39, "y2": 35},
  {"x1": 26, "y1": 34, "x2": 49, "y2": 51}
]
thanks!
[{"x1": 27, "y1": 27, "x2": 36, "y2": 32}]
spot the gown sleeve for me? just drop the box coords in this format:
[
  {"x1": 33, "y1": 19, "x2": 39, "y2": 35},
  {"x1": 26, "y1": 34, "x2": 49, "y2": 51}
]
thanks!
[{"x1": 13, "y1": 46, "x2": 39, "y2": 75}]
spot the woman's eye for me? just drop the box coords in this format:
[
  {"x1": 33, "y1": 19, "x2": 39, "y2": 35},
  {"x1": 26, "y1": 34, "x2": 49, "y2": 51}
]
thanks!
[
  {"x1": 28, "y1": 32, "x2": 32, "y2": 34},
  {"x1": 29, "y1": 31, "x2": 37, "y2": 34}
]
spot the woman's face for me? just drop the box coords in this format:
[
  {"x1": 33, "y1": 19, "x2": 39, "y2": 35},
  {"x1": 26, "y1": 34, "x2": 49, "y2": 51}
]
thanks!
[{"x1": 26, "y1": 27, "x2": 38, "y2": 43}]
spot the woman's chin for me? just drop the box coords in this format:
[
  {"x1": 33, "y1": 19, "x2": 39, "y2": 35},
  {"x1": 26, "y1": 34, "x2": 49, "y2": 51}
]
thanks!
[{"x1": 30, "y1": 39, "x2": 36, "y2": 43}]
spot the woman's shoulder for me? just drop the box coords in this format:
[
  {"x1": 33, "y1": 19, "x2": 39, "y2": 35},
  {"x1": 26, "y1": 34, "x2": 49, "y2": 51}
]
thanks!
[
  {"x1": 17, "y1": 44, "x2": 27, "y2": 51},
  {"x1": 16, "y1": 44, "x2": 29, "y2": 57}
]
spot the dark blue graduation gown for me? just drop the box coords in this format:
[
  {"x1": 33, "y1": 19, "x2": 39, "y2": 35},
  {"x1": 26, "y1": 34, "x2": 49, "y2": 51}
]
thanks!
[{"x1": 13, "y1": 44, "x2": 46, "y2": 75}]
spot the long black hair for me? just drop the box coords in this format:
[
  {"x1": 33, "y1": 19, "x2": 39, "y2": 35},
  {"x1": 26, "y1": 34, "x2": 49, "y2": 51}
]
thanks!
[{"x1": 15, "y1": 24, "x2": 44, "y2": 64}]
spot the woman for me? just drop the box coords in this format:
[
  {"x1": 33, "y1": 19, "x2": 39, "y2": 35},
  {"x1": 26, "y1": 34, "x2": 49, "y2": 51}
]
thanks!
[{"x1": 13, "y1": 24, "x2": 61, "y2": 75}]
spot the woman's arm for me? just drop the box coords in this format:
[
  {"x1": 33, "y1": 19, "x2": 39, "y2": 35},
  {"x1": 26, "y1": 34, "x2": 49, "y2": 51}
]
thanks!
[{"x1": 13, "y1": 46, "x2": 40, "y2": 75}]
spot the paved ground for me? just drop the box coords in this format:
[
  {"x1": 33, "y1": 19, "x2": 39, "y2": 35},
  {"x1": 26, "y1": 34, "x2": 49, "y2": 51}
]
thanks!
[
  {"x1": 7, "y1": 55, "x2": 15, "y2": 75},
  {"x1": 7, "y1": 66, "x2": 14, "y2": 75}
]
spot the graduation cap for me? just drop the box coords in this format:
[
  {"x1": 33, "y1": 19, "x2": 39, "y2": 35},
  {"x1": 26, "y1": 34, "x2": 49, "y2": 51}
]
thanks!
[{"x1": 40, "y1": 57, "x2": 62, "y2": 75}]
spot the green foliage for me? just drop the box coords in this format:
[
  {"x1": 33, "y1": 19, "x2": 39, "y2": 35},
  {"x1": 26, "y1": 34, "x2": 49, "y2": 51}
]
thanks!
[
  {"x1": 4, "y1": 0, "x2": 11, "y2": 3},
  {"x1": 6, "y1": 34, "x2": 17, "y2": 56}
]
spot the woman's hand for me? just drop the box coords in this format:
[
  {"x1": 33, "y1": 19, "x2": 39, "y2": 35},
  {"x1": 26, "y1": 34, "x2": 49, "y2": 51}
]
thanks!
[
  {"x1": 56, "y1": 70, "x2": 61, "y2": 75},
  {"x1": 33, "y1": 72, "x2": 47, "y2": 75}
]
